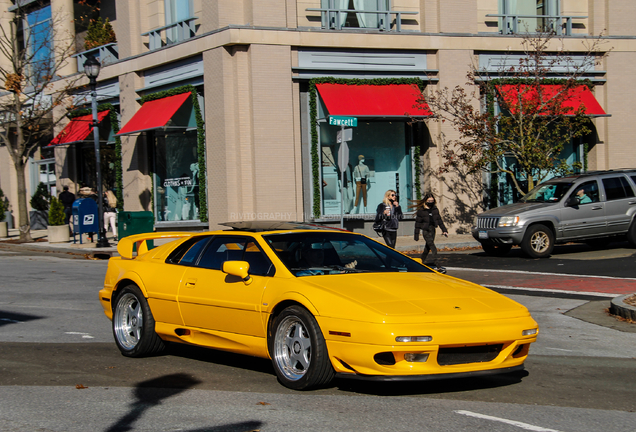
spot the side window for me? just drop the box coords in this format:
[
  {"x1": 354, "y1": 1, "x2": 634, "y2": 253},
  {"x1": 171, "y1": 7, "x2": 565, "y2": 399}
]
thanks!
[
  {"x1": 570, "y1": 180, "x2": 599, "y2": 204},
  {"x1": 196, "y1": 237, "x2": 274, "y2": 276},
  {"x1": 166, "y1": 236, "x2": 211, "y2": 264},
  {"x1": 602, "y1": 177, "x2": 635, "y2": 201}
]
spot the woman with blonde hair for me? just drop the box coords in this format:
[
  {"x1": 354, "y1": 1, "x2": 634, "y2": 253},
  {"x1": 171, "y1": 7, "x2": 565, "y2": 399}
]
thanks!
[
  {"x1": 103, "y1": 190, "x2": 118, "y2": 241},
  {"x1": 374, "y1": 189, "x2": 403, "y2": 248}
]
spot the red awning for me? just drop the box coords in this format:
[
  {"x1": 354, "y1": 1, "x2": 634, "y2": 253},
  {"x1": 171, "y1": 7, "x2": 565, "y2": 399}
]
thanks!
[
  {"x1": 316, "y1": 83, "x2": 432, "y2": 118},
  {"x1": 48, "y1": 111, "x2": 110, "y2": 146},
  {"x1": 496, "y1": 84, "x2": 608, "y2": 117},
  {"x1": 116, "y1": 92, "x2": 192, "y2": 136}
]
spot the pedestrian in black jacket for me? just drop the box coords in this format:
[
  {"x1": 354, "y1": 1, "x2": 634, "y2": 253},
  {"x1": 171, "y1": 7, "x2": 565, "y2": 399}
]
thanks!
[
  {"x1": 58, "y1": 186, "x2": 75, "y2": 225},
  {"x1": 375, "y1": 189, "x2": 403, "y2": 248},
  {"x1": 411, "y1": 193, "x2": 448, "y2": 271}
]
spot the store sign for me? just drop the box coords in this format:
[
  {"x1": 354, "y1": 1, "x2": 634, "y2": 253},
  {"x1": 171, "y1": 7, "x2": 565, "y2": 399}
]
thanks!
[
  {"x1": 163, "y1": 176, "x2": 193, "y2": 187},
  {"x1": 329, "y1": 116, "x2": 357, "y2": 127}
]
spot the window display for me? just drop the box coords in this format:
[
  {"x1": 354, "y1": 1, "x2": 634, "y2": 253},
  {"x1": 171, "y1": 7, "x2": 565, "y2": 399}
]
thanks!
[
  {"x1": 154, "y1": 131, "x2": 199, "y2": 222},
  {"x1": 319, "y1": 122, "x2": 413, "y2": 216}
]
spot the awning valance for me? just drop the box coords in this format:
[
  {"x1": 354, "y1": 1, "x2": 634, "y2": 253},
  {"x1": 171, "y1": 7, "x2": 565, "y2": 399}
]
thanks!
[
  {"x1": 496, "y1": 84, "x2": 609, "y2": 117},
  {"x1": 48, "y1": 110, "x2": 110, "y2": 146},
  {"x1": 316, "y1": 83, "x2": 432, "y2": 118},
  {"x1": 116, "y1": 92, "x2": 192, "y2": 136}
]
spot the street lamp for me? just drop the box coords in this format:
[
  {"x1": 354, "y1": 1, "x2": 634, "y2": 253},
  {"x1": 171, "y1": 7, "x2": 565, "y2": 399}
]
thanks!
[{"x1": 83, "y1": 55, "x2": 110, "y2": 248}]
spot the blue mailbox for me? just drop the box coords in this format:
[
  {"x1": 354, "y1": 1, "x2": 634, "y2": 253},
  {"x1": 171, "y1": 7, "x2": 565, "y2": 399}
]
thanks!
[{"x1": 72, "y1": 198, "x2": 99, "y2": 244}]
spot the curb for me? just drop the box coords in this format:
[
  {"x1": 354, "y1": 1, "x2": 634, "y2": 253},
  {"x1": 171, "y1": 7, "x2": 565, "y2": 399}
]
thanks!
[{"x1": 609, "y1": 294, "x2": 636, "y2": 321}]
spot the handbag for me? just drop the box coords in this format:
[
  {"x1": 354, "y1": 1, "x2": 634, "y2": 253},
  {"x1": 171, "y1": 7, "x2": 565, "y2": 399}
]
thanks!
[
  {"x1": 372, "y1": 220, "x2": 386, "y2": 236},
  {"x1": 360, "y1": 178, "x2": 367, "y2": 185}
]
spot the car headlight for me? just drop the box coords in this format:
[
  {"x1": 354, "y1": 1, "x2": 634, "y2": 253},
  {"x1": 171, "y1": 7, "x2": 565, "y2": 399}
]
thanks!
[{"x1": 498, "y1": 216, "x2": 520, "y2": 227}]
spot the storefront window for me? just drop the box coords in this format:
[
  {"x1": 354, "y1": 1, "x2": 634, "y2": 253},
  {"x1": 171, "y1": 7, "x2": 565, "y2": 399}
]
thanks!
[
  {"x1": 154, "y1": 131, "x2": 199, "y2": 222},
  {"x1": 319, "y1": 122, "x2": 412, "y2": 215},
  {"x1": 76, "y1": 144, "x2": 118, "y2": 192}
]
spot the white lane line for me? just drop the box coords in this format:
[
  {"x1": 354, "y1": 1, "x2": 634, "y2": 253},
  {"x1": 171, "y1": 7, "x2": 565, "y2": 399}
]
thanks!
[
  {"x1": 446, "y1": 267, "x2": 636, "y2": 281},
  {"x1": 65, "y1": 332, "x2": 94, "y2": 339},
  {"x1": 455, "y1": 410, "x2": 563, "y2": 432},
  {"x1": 545, "y1": 347, "x2": 574, "y2": 352},
  {"x1": 482, "y1": 284, "x2": 618, "y2": 298}
]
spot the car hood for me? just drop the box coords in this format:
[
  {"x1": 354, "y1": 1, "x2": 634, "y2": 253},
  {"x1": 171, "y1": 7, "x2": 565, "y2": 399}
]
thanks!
[
  {"x1": 479, "y1": 201, "x2": 553, "y2": 217},
  {"x1": 300, "y1": 272, "x2": 529, "y2": 324}
]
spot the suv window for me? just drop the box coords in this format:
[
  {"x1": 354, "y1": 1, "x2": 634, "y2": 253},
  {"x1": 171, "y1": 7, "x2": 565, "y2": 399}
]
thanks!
[
  {"x1": 602, "y1": 176, "x2": 635, "y2": 201},
  {"x1": 569, "y1": 180, "x2": 600, "y2": 204},
  {"x1": 521, "y1": 182, "x2": 574, "y2": 203}
]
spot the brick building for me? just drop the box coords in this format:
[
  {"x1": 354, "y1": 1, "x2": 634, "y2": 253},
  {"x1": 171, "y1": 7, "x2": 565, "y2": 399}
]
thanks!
[{"x1": 1, "y1": 0, "x2": 634, "y2": 235}]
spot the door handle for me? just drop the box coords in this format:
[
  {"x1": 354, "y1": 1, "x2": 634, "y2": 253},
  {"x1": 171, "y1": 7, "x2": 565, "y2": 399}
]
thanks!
[
  {"x1": 628, "y1": 201, "x2": 636, "y2": 205},
  {"x1": 184, "y1": 278, "x2": 197, "y2": 287},
  {"x1": 591, "y1": 206, "x2": 603, "y2": 210}
]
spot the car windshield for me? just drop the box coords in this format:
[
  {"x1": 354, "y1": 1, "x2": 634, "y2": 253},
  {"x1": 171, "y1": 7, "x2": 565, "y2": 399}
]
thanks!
[
  {"x1": 264, "y1": 232, "x2": 432, "y2": 276},
  {"x1": 520, "y1": 182, "x2": 574, "y2": 203}
]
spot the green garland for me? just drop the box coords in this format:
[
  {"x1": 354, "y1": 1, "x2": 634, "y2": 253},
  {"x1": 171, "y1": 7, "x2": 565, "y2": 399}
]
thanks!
[
  {"x1": 414, "y1": 143, "x2": 422, "y2": 200},
  {"x1": 67, "y1": 103, "x2": 124, "y2": 210},
  {"x1": 308, "y1": 77, "x2": 425, "y2": 218},
  {"x1": 140, "y1": 85, "x2": 208, "y2": 222}
]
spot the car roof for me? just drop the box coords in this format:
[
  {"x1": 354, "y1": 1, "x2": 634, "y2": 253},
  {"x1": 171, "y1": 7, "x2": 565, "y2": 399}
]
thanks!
[
  {"x1": 219, "y1": 221, "x2": 347, "y2": 233},
  {"x1": 546, "y1": 169, "x2": 636, "y2": 182}
]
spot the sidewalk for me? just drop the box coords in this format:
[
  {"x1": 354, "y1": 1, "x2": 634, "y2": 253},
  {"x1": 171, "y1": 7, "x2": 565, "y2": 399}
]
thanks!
[{"x1": 0, "y1": 228, "x2": 481, "y2": 258}]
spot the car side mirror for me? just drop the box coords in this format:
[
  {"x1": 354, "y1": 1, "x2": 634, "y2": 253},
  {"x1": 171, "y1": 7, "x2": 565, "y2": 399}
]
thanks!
[
  {"x1": 222, "y1": 260, "x2": 253, "y2": 285},
  {"x1": 566, "y1": 196, "x2": 580, "y2": 207}
]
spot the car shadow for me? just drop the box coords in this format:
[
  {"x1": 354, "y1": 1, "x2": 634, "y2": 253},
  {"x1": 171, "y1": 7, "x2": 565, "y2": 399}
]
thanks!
[
  {"x1": 334, "y1": 369, "x2": 529, "y2": 396},
  {"x1": 165, "y1": 343, "x2": 276, "y2": 376},
  {"x1": 104, "y1": 373, "x2": 264, "y2": 432},
  {"x1": 0, "y1": 310, "x2": 44, "y2": 327}
]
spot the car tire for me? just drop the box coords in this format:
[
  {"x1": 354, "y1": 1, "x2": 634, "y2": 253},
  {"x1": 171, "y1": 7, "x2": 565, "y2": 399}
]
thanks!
[
  {"x1": 269, "y1": 305, "x2": 335, "y2": 390},
  {"x1": 627, "y1": 220, "x2": 636, "y2": 247},
  {"x1": 112, "y1": 284, "x2": 165, "y2": 357},
  {"x1": 481, "y1": 243, "x2": 512, "y2": 256},
  {"x1": 521, "y1": 224, "x2": 554, "y2": 259}
]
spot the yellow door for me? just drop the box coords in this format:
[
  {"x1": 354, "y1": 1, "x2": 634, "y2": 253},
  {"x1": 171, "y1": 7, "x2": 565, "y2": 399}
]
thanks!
[{"x1": 177, "y1": 236, "x2": 274, "y2": 337}]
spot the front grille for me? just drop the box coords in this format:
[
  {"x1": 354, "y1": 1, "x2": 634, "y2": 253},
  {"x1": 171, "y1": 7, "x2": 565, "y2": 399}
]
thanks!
[
  {"x1": 437, "y1": 344, "x2": 503, "y2": 366},
  {"x1": 477, "y1": 217, "x2": 499, "y2": 229}
]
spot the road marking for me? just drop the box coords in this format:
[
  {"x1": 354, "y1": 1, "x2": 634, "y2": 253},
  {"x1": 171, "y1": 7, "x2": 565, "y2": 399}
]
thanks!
[
  {"x1": 455, "y1": 410, "x2": 562, "y2": 432},
  {"x1": 447, "y1": 267, "x2": 636, "y2": 281},
  {"x1": 65, "y1": 332, "x2": 94, "y2": 339},
  {"x1": 483, "y1": 284, "x2": 618, "y2": 298},
  {"x1": 545, "y1": 347, "x2": 574, "y2": 352}
]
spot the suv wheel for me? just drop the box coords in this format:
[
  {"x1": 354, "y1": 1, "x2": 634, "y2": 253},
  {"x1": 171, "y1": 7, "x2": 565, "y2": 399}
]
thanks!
[
  {"x1": 481, "y1": 244, "x2": 512, "y2": 256},
  {"x1": 627, "y1": 220, "x2": 636, "y2": 247},
  {"x1": 521, "y1": 224, "x2": 554, "y2": 258}
]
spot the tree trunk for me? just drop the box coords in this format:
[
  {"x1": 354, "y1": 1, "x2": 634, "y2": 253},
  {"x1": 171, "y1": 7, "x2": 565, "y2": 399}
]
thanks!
[{"x1": 14, "y1": 160, "x2": 33, "y2": 243}]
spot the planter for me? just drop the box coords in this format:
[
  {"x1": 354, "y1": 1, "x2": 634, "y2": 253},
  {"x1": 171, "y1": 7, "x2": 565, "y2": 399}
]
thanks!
[
  {"x1": 0, "y1": 221, "x2": 7, "y2": 238},
  {"x1": 30, "y1": 210, "x2": 48, "y2": 230},
  {"x1": 48, "y1": 224, "x2": 70, "y2": 243}
]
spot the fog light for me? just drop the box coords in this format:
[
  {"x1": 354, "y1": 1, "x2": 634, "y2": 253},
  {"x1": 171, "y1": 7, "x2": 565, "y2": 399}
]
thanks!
[
  {"x1": 404, "y1": 353, "x2": 429, "y2": 362},
  {"x1": 522, "y1": 328, "x2": 538, "y2": 336},
  {"x1": 395, "y1": 336, "x2": 433, "y2": 343}
]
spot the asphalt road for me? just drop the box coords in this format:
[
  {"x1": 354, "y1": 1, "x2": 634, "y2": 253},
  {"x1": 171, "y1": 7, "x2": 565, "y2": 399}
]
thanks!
[{"x1": 0, "y1": 249, "x2": 635, "y2": 431}]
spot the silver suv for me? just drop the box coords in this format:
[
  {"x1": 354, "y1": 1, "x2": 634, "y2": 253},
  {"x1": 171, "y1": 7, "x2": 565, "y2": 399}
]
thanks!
[{"x1": 472, "y1": 170, "x2": 636, "y2": 258}]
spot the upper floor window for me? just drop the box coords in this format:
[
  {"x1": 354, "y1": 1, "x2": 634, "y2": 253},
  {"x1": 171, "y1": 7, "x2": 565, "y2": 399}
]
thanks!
[
  {"x1": 25, "y1": 5, "x2": 53, "y2": 86},
  {"x1": 321, "y1": 0, "x2": 390, "y2": 29},
  {"x1": 498, "y1": 0, "x2": 564, "y2": 34},
  {"x1": 165, "y1": 0, "x2": 192, "y2": 43}
]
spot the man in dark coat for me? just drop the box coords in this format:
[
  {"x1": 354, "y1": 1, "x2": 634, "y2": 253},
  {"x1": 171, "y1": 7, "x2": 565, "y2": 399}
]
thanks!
[{"x1": 58, "y1": 186, "x2": 75, "y2": 225}]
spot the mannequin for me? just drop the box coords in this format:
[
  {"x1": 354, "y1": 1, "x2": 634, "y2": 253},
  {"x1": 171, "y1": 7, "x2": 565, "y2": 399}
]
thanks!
[{"x1": 353, "y1": 154, "x2": 370, "y2": 209}]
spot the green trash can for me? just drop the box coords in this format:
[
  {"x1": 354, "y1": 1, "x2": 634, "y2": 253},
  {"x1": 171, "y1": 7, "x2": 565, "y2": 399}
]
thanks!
[{"x1": 118, "y1": 211, "x2": 155, "y2": 249}]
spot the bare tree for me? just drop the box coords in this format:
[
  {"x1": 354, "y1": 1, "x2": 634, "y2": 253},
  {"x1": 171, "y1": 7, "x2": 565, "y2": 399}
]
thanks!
[
  {"x1": 0, "y1": 2, "x2": 81, "y2": 242},
  {"x1": 418, "y1": 32, "x2": 611, "y2": 199}
]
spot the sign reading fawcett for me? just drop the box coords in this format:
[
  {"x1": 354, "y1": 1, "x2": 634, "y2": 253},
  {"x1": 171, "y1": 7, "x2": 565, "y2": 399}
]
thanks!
[{"x1": 329, "y1": 116, "x2": 358, "y2": 127}]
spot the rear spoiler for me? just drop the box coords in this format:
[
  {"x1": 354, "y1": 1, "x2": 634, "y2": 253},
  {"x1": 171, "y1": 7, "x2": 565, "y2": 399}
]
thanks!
[{"x1": 117, "y1": 232, "x2": 194, "y2": 259}]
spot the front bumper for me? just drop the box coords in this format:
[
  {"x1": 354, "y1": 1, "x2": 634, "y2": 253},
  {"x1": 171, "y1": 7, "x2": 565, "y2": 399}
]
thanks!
[
  {"x1": 471, "y1": 227, "x2": 525, "y2": 245},
  {"x1": 335, "y1": 364, "x2": 524, "y2": 382}
]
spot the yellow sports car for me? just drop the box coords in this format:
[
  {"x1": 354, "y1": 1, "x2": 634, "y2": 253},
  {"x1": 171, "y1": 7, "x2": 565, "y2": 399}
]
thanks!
[{"x1": 99, "y1": 221, "x2": 538, "y2": 390}]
